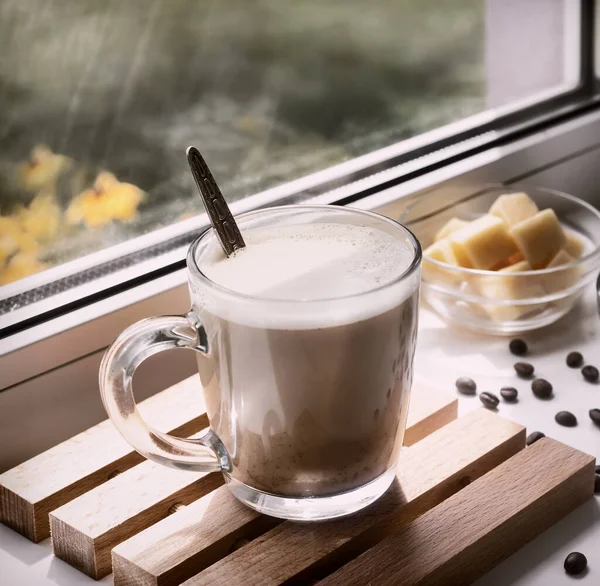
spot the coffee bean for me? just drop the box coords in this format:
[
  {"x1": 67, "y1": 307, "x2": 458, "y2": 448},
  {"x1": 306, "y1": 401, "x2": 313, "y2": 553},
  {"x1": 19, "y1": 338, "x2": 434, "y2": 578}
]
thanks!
[
  {"x1": 564, "y1": 552, "x2": 587, "y2": 575},
  {"x1": 455, "y1": 377, "x2": 476, "y2": 395},
  {"x1": 531, "y1": 378, "x2": 553, "y2": 399},
  {"x1": 595, "y1": 474, "x2": 600, "y2": 494},
  {"x1": 566, "y1": 351, "x2": 583, "y2": 368},
  {"x1": 479, "y1": 391, "x2": 499, "y2": 409},
  {"x1": 500, "y1": 387, "x2": 518, "y2": 402},
  {"x1": 582, "y1": 365, "x2": 599, "y2": 383},
  {"x1": 555, "y1": 411, "x2": 577, "y2": 427},
  {"x1": 526, "y1": 431, "x2": 545, "y2": 446},
  {"x1": 589, "y1": 409, "x2": 600, "y2": 426},
  {"x1": 514, "y1": 362, "x2": 534, "y2": 378},
  {"x1": 509, "y1": 338, "x2": 528, "y2": 356}
]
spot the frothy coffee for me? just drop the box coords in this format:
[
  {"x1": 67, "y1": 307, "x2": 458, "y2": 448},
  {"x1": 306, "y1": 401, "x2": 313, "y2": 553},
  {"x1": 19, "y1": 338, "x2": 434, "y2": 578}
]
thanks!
[
  {"x1": 194, "y1": 220, "x2": 419, "y2": 497},
  {"x1": 202, "y1": 222, "x2": 414, "y2": 301}
]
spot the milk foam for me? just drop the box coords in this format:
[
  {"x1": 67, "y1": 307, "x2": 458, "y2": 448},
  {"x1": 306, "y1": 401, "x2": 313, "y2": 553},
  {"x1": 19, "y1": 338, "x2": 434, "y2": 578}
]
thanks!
[
  {"x1": 194, "y1": 222, "x2": 419, "y2": 329},
  {"x1": 202, "y1": 223, "x2": 414, "y2": 300}
]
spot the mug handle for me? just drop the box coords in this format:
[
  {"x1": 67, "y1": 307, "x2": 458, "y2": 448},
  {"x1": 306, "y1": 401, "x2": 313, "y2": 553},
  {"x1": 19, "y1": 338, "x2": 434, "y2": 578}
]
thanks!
[{"x1": 99, "y1": 312, "x2": 229, "y2": 472}]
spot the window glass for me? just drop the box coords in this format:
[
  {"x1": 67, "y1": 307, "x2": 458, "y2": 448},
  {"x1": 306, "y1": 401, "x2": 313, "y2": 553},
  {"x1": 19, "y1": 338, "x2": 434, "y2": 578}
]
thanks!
[{"x1": 0, "y1": 0, "x2": 580, "y2": 288}]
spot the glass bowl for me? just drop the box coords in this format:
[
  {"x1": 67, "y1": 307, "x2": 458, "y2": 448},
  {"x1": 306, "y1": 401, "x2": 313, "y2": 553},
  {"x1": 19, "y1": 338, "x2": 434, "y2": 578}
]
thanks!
[{"x1": 399, "y1": 185, "x2": 600, "y2": 335}]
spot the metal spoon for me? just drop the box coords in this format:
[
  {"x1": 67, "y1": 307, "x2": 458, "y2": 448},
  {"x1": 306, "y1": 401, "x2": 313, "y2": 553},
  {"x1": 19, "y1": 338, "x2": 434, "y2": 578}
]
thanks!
[{"x1": 186, "y1": 146, "x2": 245, "y2": 257}]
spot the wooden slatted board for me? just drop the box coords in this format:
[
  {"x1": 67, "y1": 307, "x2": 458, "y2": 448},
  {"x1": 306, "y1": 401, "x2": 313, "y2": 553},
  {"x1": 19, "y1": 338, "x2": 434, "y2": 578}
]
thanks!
[
  {"x1": 0, "y1": 375, "x2": 596, "y2": 586},
  {"x1": 0, "y1": 376, "x2": 208, "y2": 543}
]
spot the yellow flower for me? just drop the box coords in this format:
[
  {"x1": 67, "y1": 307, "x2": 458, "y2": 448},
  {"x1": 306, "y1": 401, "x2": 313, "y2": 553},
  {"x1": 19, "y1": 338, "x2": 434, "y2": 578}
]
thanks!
[
  {"x1": 66, "y1": 172, "x2": 144, "y2": 228},
  {"x1": 0, "y1": 252, "x2": 47, "y2": 285},
  {"x1": 101, "y1": 183, "x2": 144, "y2": 223},
  {"x1": 17, "y1": 145, "x2": 71, "y2": 192},
  {"x1": 0, "y1": 234, "x2": 18, "y2": 266},
  {"x1": 16, "y1": 191, "x2": 61, "y2": 242},
  {"x1": 0, "y1": 216, "x2": 39, "y2": 266}
]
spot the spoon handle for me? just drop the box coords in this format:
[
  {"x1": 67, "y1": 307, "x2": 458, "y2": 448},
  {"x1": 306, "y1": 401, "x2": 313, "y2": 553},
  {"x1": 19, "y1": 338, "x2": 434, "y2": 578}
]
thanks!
[{"x1": 187, "y1": 146, "x2": 245, "y2": 256}]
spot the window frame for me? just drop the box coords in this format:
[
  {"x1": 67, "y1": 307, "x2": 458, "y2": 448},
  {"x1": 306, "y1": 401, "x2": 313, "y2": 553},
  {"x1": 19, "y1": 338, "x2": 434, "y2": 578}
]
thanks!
[{"x1": 0, "y1": 0, "x2": 597, "y2": 339}]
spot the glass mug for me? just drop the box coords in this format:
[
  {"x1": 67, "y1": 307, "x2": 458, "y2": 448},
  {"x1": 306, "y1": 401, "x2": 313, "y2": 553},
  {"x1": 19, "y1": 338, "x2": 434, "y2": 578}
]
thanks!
[{"x1": 99, "y1": 205, "x2": 421, "y2": 520}]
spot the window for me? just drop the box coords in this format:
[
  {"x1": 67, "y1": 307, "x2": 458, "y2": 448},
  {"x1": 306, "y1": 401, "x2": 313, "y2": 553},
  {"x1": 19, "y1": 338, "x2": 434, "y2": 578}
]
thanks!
[{"x1": 0, "y1": 0, "x2": 594, "y2": 328}]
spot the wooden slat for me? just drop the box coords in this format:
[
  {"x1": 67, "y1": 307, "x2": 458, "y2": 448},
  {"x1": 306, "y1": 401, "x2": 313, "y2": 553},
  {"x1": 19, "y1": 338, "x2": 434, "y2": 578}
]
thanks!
[
  {"x1": 113, "y1": 408, "x2": 522, "y2": 586},
  {"x1": 49, "y1": 432, "x2": 223, "y2": 580},
  {"x1": 113, "y1": 484, "x2": 280, "y2": 586},
  {"x1": 0, "y1": 375, "x2": 207, "y2": 542},
  {"x1": 319, "y1": 438, "x2": 595, "y2": 586}
]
